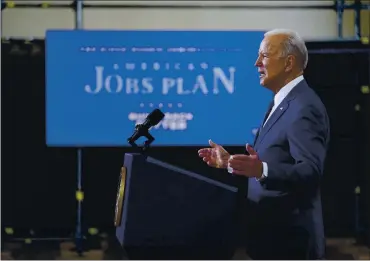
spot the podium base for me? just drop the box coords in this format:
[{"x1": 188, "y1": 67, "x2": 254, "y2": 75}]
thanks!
[{"x1": 115, "y1": 154, "x2": 243, "y2": 260}]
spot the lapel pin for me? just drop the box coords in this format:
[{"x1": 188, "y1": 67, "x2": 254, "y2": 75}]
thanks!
[{"x1": 280, "y1": 107, "x2": 283, "y2": 110}]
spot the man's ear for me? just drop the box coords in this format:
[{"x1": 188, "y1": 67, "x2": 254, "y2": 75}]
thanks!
[{"x1": 285, "y1": 55, "x2": 295, "y2": 72}]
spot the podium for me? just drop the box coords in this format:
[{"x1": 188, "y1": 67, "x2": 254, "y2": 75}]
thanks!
[{"x1": 115, "y1": 153, "x2": 245, "y2": 260}]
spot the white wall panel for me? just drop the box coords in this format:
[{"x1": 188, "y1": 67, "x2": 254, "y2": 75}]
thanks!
[
  {"x1": 1, "y1": 0, "x2": 368, "y2": 39},
  {"x1": 83, "y1": 8, "x2": 338, "y2": 40},
  {"x1": 2, "y1": 8, "x2": 75, "y2": 38}
]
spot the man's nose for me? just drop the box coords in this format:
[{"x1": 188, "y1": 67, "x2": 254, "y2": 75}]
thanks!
[{"x1": 254, "y1": 59, "x2": 261, "y2": 67}]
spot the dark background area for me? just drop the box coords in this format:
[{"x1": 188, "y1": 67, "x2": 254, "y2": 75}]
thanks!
[{"x1": 1, "y1": 39, "x2": 370, "y2": 248}]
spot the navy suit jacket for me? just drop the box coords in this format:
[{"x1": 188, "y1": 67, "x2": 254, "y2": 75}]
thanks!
[{"x1": 246, "y1": 80, "x2": 330, "y2": 259}]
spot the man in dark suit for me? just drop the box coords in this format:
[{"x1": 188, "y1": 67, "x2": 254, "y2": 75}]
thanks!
[{"x1": 198, "y1": 29, "x2": 330, "y2": 260}]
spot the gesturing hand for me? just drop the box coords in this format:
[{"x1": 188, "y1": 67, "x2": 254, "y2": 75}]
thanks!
[
  {"x1": 198, "y1": 140, "x2": 230, "y2": 169},
  {"x1": 228, "y1": 144, "x2": 263, "y2": 178}
]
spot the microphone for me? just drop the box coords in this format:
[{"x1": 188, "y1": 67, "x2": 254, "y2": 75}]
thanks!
[{"x1": 127, "y1": 109, "x2": 165, "y2": 148}]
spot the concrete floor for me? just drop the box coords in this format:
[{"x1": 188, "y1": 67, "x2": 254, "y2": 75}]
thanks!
[{"x1": 1, "y1": 236, "x2": 369, "y2": 260}]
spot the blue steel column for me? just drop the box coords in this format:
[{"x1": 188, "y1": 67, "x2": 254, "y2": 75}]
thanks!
[
  {"x1": 75, "y1": 0, "x2": 84, "y2": 256},
  {"x1": 354, "y1": 0, "x2": 361, "y2": 39},
  {"x1": 76, "y1": 0, "x2": 83, "y2": 29},
  {"x1": 336, "y1": 0, "x2": 344, "y2": 38}
]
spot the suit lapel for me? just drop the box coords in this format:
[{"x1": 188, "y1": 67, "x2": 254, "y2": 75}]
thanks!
[
  {"x1": 253, "y1": 128, "x2": 261, "y2": 147},
  {"x1": 254, "y1": 101, "x2": 289, "y2": 147},
  {"x1": 254, "y1": 80, "x2": 307, "y2": 148}
]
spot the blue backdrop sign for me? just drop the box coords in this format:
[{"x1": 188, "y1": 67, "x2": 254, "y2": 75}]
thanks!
[{"x1": 46, "y1": 30, "x2": 271, "y2": 146}]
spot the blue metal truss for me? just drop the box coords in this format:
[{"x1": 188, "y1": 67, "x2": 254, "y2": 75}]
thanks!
[{"x1": 336, "y1": 0, "x2": 370, "y2": 39}]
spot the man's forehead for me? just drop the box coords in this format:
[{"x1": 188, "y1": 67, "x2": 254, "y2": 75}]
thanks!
[{"x1": 259, "y1": 37, "x2": 282, "y2": 53}]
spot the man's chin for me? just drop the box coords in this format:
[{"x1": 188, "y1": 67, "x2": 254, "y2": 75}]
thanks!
[
  {"x1": 259, "y1": 78, "x2": 267, "y2": 86},
  {"x1": 259, "y1": 79, "x2": 272, "y2": 89}
]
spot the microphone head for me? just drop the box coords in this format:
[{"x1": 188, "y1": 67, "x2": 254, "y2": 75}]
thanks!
[{"x1": 146, "y1": 109, "x2": 165, "y2": 127}]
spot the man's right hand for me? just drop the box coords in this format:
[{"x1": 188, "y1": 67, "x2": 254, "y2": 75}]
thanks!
[{"x1": 198, "y1": 140, "x2": 231, "y2": 169}]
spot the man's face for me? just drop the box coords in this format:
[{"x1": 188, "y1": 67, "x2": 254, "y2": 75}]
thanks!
[{"x1": 255, "y1": 35, "x2": 290, "y2": 89}]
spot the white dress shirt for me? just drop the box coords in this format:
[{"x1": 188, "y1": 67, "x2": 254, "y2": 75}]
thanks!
[{"x1": 260, "y1": 75, "x2": 304, "y2": 180}]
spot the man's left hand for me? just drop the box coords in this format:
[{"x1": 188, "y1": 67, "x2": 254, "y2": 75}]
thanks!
[{"x1": 228, "y1": 144, "x2": 263, "y2": 178}]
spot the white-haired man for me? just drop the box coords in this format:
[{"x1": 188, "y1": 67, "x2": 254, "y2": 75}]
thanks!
[{"x1": 199, "y1": 29, "x2": 330, "y2": 259}]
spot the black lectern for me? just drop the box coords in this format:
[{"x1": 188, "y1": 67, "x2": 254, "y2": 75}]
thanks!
[{"x1": 115, "y1": 153, "x2": 243, "y2": 260}]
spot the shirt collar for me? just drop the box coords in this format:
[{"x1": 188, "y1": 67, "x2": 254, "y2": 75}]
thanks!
[{"x1": 274, "y1": 75, "x2": 304, "y2": 107}]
